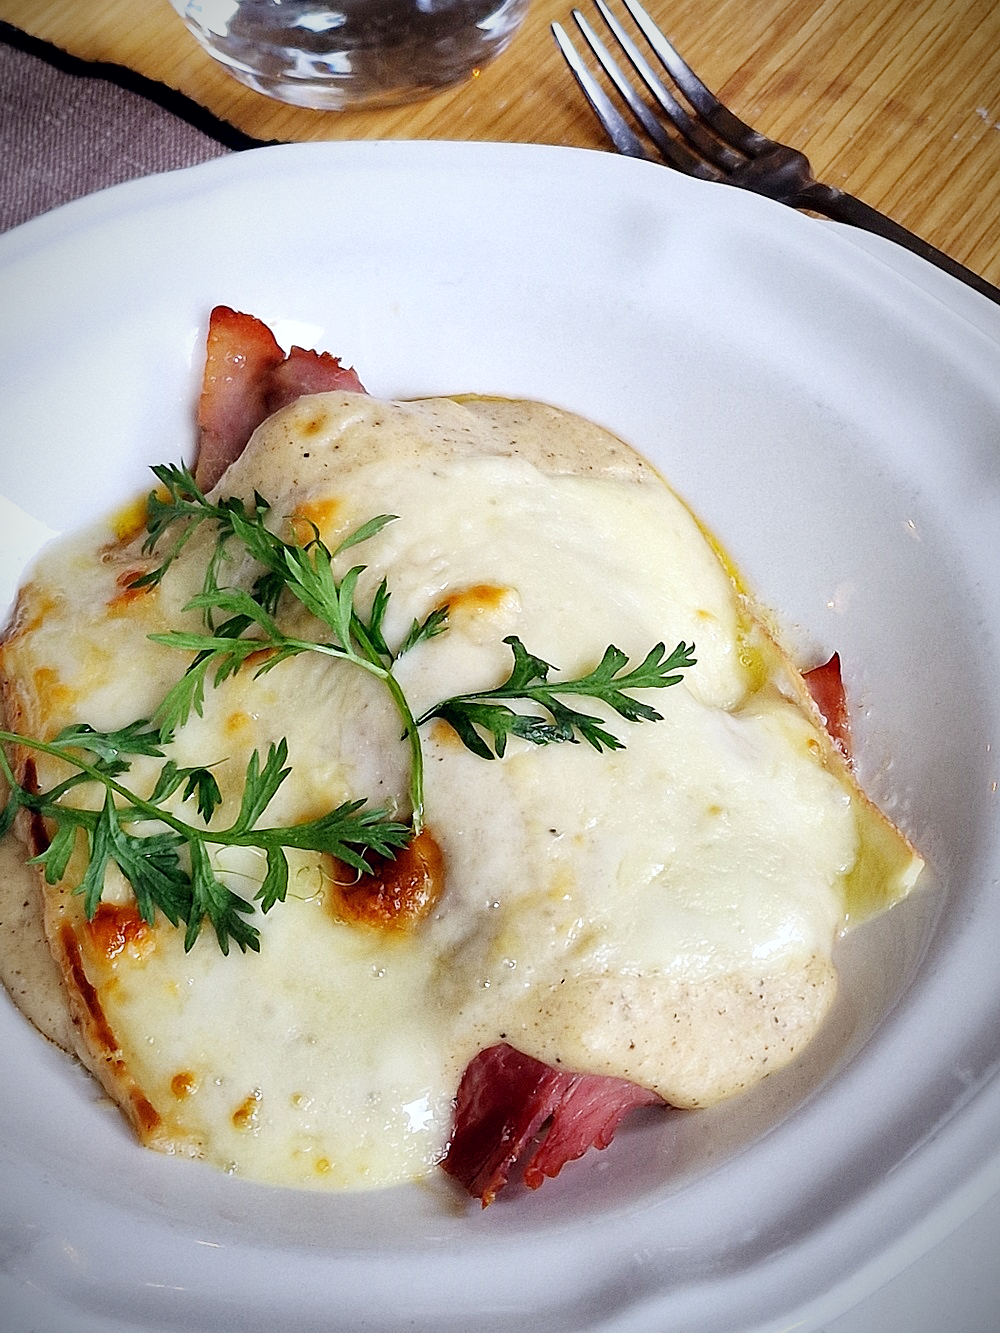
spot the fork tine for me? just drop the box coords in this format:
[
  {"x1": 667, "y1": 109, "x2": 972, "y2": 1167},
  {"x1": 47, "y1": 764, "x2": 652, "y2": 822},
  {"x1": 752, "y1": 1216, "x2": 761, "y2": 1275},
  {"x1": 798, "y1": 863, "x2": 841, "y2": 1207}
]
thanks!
[
  {"x1": 569, "y1": 10, "x2": 708, "y2": 173},
  {"x1": 590, "y1": 0, "x2": 741, "y2": 172},
  {"x1": 619, "y1": 0, "x2": 768, "y2": 154},
  {"x1": 552, "y1": 20, "x2": 650, "y2": 159}
]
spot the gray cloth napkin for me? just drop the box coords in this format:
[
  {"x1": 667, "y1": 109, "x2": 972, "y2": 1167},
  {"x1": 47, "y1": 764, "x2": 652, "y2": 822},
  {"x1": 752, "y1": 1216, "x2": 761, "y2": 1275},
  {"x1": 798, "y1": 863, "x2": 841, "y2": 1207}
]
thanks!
[{"x1": 1, "y1": 28, "x2": 265, "y2": 234}]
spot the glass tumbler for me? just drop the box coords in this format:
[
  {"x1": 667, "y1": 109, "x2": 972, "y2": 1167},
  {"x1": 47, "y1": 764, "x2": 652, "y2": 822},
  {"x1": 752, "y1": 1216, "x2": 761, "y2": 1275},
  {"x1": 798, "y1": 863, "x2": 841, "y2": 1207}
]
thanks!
[{"x1": 168, "y1": 0, "x2": 532, "y2": 110}]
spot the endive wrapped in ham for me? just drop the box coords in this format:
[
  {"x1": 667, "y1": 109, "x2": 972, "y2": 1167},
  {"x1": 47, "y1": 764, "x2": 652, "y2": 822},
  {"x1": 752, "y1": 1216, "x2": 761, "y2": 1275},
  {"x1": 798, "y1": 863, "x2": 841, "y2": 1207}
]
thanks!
[{"x1": 0, "y1": 310, "x2": 922, "y2": 1202}]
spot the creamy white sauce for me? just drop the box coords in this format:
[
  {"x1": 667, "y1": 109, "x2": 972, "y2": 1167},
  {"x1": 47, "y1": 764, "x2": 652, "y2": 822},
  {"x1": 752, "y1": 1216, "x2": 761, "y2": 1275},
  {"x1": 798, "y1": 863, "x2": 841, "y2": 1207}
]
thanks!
[{"x1": 0, "y1": 394, "x2": 920, "y2": 1189}]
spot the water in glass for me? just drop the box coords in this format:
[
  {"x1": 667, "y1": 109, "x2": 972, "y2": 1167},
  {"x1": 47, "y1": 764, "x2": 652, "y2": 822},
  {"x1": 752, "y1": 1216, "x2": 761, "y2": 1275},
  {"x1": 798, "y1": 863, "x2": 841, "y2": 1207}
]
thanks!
[{"x1": 170, "y1": 0, "x2": 532, "y2": 109}]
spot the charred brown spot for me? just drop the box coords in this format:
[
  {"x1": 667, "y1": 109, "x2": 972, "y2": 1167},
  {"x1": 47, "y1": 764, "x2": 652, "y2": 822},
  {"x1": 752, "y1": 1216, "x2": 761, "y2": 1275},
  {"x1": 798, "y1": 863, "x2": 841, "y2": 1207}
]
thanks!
[
  {"x1": 300, "y1": 413, "x2": 328, "y2": 436},
  {"x1": 131, "y1": 1092, "x2": 165, "y2": 1137},
  {"x1": 232, "y1": 1089, "x2": 261, "y2": 1130},
  {"x1": 19, "y1": 757, "x2": 50, "y2": 855},
  {"x1": 32, "y1": 665, "x2": 74, "y2": 714},
  {"x1": 428, "y1": 718, "x2": 468, "y2": 750},
  {"x1": 331, "y1": 828, "x2": 444, "y2": 931},
  {"x1": 241, "y1": 646, "x2": 279, "y2": 673},
  {"x1": 59, "y1": 926, "x2": 165, "y2": 1141},
  {"x1": 86, "y1": 902, "x2": 153, "y2": 961},
  {"x1": 1, "y1": 583, "x2": 57, "y2": 640},
  {"x1": 288, "y1": 495, "x2": 341, "y2": 544},
  {"x1": 108, "y1": 568, "x2": 156, "y2": 612},
  {"x1": 438, "y1": 583, "x2": 512, "y2": 620},
  {"x1": 59, "y1": 922, "x2": 119, "y2": 1054},
  {"x1": 171, "y1": 1071, "x2": 199, "y2": 1099}
]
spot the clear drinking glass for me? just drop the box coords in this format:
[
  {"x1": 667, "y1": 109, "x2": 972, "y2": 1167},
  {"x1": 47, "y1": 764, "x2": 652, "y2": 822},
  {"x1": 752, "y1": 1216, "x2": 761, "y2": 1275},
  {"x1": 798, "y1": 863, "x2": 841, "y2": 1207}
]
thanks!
[{"x1": 169, "y1": 0, "x2": 532, "y2": 110}]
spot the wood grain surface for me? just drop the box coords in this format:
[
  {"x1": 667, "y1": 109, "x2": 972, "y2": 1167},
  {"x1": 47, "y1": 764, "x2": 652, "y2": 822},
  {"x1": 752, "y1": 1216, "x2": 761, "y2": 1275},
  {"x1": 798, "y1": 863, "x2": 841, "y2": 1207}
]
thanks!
[{"x1": 3, "y1": 0, "x2": 1000, "y2": 284}]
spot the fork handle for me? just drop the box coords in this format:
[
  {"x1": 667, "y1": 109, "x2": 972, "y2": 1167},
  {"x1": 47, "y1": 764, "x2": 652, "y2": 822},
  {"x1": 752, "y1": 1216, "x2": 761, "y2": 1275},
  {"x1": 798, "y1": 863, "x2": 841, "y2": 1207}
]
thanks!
[{"x1": 798, "y1": 182, "x2": 1000, "y2": 306}]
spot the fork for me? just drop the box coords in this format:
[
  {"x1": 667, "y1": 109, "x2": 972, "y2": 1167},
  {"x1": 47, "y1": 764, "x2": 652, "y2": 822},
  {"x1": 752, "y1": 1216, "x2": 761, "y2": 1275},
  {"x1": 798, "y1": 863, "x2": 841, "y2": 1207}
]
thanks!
[{"x1": 553, "y1": 0, "x2": 1000, "y2": 306}]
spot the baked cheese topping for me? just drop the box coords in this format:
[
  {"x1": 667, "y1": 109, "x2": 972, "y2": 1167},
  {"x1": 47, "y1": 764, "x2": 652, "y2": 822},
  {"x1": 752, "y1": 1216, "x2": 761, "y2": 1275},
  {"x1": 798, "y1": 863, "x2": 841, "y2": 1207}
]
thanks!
[{"x1": 0, "y1": 393, "x2": 922, "y2": 1189}]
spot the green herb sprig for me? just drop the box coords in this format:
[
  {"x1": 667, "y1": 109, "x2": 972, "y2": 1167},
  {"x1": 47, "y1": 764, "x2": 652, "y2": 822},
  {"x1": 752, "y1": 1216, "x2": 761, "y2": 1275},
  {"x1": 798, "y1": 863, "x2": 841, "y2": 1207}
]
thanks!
[
  {"x1": 0, "y1": 727, "x2": 409, "y2": 954},
  {"x1": 420, "y1": 637, "x2": 697, "y2": 759},
  {"x1": 0, "y1": 462, "x2": 695, "y2": 954},
  {"x1": 135, "y1": 465, "x2": 446, "y2": 827}
]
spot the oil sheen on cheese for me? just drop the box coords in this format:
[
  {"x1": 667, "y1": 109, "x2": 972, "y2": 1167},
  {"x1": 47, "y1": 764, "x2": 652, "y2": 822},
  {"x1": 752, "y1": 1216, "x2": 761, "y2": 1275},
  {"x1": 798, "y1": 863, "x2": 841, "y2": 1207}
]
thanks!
[{"x1": 0, "y1": 394, "x2": 922, "y2": 1190}]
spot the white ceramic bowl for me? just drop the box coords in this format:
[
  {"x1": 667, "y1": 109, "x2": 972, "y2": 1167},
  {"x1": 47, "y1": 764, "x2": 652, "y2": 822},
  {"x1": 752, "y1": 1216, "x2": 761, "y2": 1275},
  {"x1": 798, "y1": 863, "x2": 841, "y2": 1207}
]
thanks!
[{"x1": 1, "y1": 142, "x2": 998, "y2": 1333}]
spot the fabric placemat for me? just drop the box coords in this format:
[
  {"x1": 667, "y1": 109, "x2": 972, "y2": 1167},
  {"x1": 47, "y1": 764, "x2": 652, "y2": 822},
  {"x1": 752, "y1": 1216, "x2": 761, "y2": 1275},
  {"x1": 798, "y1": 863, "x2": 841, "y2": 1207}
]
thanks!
[{"x1": 1, "y1": 22, "x2": 271, "y2": 234}]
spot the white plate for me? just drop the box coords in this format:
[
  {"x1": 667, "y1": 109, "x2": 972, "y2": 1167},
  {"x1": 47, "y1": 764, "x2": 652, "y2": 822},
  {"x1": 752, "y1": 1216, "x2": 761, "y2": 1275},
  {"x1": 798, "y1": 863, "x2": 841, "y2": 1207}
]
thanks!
[{"x1": 1, "y1": 141, "x2": 998, "y2": 1333}]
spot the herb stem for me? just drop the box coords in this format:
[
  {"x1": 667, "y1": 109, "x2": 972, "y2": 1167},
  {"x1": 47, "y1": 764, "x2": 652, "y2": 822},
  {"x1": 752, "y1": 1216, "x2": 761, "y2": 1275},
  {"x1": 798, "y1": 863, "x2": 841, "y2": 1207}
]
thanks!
[
  {"x1": 0, "y1": 728, "x2": 213, "y2": 843},
  {"x1": 302, "y1": 641, "x2": 424, "y2": 833},
  {"x1": 382, "y1": 670, "x2": 425, "y2": 835}
]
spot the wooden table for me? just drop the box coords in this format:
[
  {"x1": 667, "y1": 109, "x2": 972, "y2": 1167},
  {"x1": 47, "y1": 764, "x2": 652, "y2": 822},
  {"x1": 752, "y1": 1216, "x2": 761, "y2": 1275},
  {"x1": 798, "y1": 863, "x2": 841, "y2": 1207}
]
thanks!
[{"x1": 3, "y1": 0, "x2": 1000, "y2": 286}]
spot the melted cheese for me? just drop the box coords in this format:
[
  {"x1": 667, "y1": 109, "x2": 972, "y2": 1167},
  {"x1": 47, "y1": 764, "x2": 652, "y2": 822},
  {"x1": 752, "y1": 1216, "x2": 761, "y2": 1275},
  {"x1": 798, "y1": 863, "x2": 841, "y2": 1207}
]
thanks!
[{"x1": 0, "y1": 394, "x2": 922, "y2": 1189}]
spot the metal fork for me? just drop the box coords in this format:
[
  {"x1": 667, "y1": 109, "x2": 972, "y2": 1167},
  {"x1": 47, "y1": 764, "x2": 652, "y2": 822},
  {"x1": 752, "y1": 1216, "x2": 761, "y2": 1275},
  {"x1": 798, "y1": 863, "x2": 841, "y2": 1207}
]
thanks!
[{"x1": 553, "y1": 0, "x2": 1000, "y2": 306}]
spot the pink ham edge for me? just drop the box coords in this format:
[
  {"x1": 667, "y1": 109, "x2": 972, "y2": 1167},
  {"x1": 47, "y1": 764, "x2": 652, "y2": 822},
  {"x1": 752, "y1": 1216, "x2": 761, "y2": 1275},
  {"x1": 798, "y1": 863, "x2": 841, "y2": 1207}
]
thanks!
[
  {"x1": 442, "y1": 1043, "x2": 664, "y2": 1206},
  {"x1": 803, "y1": 652, "x2": 851, "y2": 759},
  {"x1": 193, "y1": 306, "x2": 366, "y2": 492},
  {"x1": 267, "y1": 344, "x2": 365, "y2": 413},
  {"x1": 194, "y1": 306, "x2": 284, "y2": 492},
  {"x1": 521, "y1": 1069, "x2": 663, "y2": 1190}
]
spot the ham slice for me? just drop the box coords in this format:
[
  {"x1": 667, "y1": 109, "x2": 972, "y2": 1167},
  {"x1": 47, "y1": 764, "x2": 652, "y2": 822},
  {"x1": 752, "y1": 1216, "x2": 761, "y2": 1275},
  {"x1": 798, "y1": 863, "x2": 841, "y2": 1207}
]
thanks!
[
  {"x1": 803, "y1": 652, "x2": 851, "y2": 758},
  {"x1": 442, "y1": 1042, "x2": 664, "y2": 1206},
  {"x1": 194, "y1": 306, "x2": 365, "y2": 491}
]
